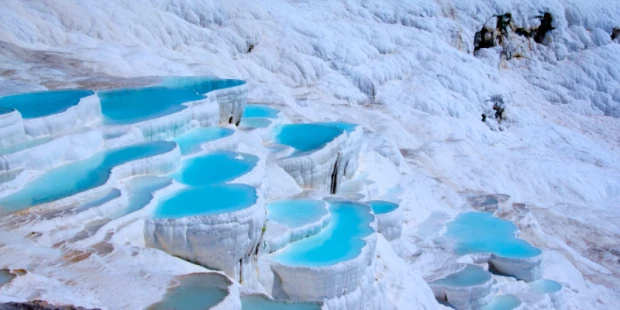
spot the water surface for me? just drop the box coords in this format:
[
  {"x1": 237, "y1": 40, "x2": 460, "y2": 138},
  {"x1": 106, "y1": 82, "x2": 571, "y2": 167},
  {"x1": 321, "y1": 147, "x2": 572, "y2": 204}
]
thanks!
[{"x1": 0, "y1": 89, "x2": 94, "y2": 119}]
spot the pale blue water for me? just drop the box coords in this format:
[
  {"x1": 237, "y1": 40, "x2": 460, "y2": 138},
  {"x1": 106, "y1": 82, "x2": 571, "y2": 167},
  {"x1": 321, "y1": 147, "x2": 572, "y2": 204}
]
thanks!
[
  {"x1": 240, "y1": 118, "x2": 272, "y2": 129},
  {"x1": 109, "y1": 176, "x2": 171, "y2": 219},
  {"x1": 368, "y1": 200, "x2": 398, "y2": 215},
  {"x1": 74, "y1": 188, "x2": 121, "y2": 213},
  {"x1": 0, "y1": 269, "x2": 15, "y2": 286},
  {"x1": 315, "y1": 121, "x2": 357, "y2": 133},
  {"x1": 147, "y1": 273, "x2": 230, "y2": 310},
  {"x1": 529, "y1": 279, "x2": 562, "y2": 294},
  {"x1": 274, "y1": 124, "x2": 343, "y2": 153},
  {"x1": 0, "y1": 141, "x2": 175, "y2": 215},
  {"x1": 429, "y1": 265, "x2": 492, "y2": 287},
  {"x1": 0, "y1": 89, "x2": 94, "y2": 119},
  {"x1": 243, "y1": 104, "x2": 280, "y2": 119},
  {"x1": 99, "y1": 77, "x2": 243, "y2": 125},
  {"x1": 241, "y1": 295, "x2": 322, "y2": 310},
  {"x1": 0, "y1": 136, "x2": 53, "y2": 155},
  {"x1": 272, "y1": 200, "x2": 374, "y2": 267},
  {"x1": 172, "y1": 151, "x2": 258, "y2": 186},
  {"x1": 153, "y1": 184, "x2": 257, "y2": 219},
  {"x1": 267, "y1": 199, "x2": 328, "y2": 228},
  {"x1": 483, "y1": 295, "x2": 522, "y2": 310},
  {"x1": 174, "y1": 127, "x2": 234, "y2": 155},
  {"x1": 445, "y1": 212, "x2": 542, "y2": 258}
]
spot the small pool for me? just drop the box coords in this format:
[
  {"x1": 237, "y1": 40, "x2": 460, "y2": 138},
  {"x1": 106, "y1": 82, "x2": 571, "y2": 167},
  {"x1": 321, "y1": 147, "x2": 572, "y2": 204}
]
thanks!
[
  {"x1": 483, "y1": 295, "x2": 521, "y2": 310},
  {"x1": 0, "y1": 141, "x2": 175, "y2": 214},
  {"x1": 153, "y1": 184, "x2": 257, "y2": 219},
  {"x1": 267, "y1": 199, "x2": 328, "y2": 228},
  {"x1": 444, "y1": 212, "x2": 542, "y2": 258},
  {"x1": 174, "y1": 127, "x2": 234, "y2": 155},
  {"x1": 74, "y1": 188, "x2": 122, "y2": 213},
  {"x1": 368, "y1": 200, "x2": 398, "y2": 215},
  {"x1": 172, "y1": 151, "x2": 258, "y2": 186},
  {"x1": 274, "y1": 124, "x2": 343, "y2": 153},
  {"x1": 272, "y1": 200, "x2": 374, "y2": 267},
  {"x1": 0, "y1": 136, "x2": 53, "y2": 156},
  {"x1": 315, "y1": 121, "x2": 357, "y2": 133},
  {"x1": 99, "y1": 77, "x2": 244, "y2": 125},
  {"x1": 241, "y1": 295, "x2": 322, "y2": 310},
  {"x1": 109, "y1": 176, "x2": 171, "y2": 219},
  {"x1": 0, "y1": 269, "x2": 16, "y2": 286},
  {"x1": 240, "y1": 118, "x2": 272, "y2": 129},
  {"x1": 0, "y1": 89, "x2": 94, "y2": 119},
  {"x1": 146, "y1": 273, "x2": 231, "y2": 310},
  {"x1": 243, "y1": 104, "x2": 280, "y2": 119},
  {"x1": 529, "y1": 279, "x2": 562, "y2": 294},
  {"x1": 429, "y1": 265, "x2": 492, "y2": 288}
]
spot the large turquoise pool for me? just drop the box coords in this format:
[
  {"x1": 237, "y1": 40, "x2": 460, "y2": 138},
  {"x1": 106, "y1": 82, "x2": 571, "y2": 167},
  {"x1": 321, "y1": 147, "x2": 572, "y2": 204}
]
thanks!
[
  {"x1": 171, "y1": 151, "x2": 258, "y2": 186},
  {"x1": 174, "y1": 127, "x2": 234, "y2": 155},
  {"x1": 146, "y1": 273, "x2": 230, "y2": 310},
  {"x1": 241, "y1": 295, "x2": 322, "y2": 310},
  {"x1": 266, "y1": 199, "x2": 328, "y2": 228},
  {"x1": 445, "y1": 212, "x2": 542, "y2": 258},
  {"x1": 274, "y1": 124, "x2": 343, "y2": 153},
  {"x1": 0, "y1": 89, "x2": 94, "y2": 119},
  {"x1": 272, "y1": 200, "x2": 374, "y2": 267},
  {"x1": 0, "y1": 141, "x2": 175, "y2": 215},
  {"x1": 429, "y1": 265, "x2": 492, "y2": 288}
]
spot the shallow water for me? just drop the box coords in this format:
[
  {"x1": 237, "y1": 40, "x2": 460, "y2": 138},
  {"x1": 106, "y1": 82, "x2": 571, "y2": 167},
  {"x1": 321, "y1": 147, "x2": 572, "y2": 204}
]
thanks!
[
  {"x1": 445, "y1": 212, "x2": 542, "y2": 258},
  {"x1": 153, "y1": 183, "x2": 257, "y2": 219},
  {"x1": 483, "y1": 295, "x2": 521, "y2": 310},
  {"x1": 240, "y1": 118, "x2": 272, "y2": 129},
  {"x1": 0, "y1": 141, "x2": 175, "y2": 214},
  {"x1": 368, "y1": 200, "x2": 398, "y2": 215},
  {"x1": 272, "y1": 200, "x2": 373, "y2": 267},
  {"x1": 172, "y1": 151, "x2": 258, "y2": 186},
  {"x1": 429, "y1": 265, "x2": 492, "y2": 288},
  {"x1": 0, "y1": 89, "x2": 94, "y2": 119},
  {"x1": 0, "y1": 269, "x2": 15, "y2": 286},
  {"x1": 241, "y1": 295, "x2": 321, "y2": 310},
  {"x1": 315, "y1": 121, "x2": 357, "y2": 133},
  {"x1": 0, "y1": 136, "x2": 53, "y2": 156},
  {"x1": 146, "y1": 273, "x2": 230, "y2": 310},
  {"x1": 529, "y1": 279, "x2": 562, "y2": 294},
  {"x1": 243, "y1": 104, "x2": 280, "y2": 119},
  {"x1": 174, "y1": 127, "x2": 234, "y2": 155},
  {"x1": 74, "y1": 188, "x2": 121, "y2": 212},
  {"x1": 274, "y1": 123, "x2": 343, "y2": 153},
  {"x1": 109, "y1": 176, "x2": 171, "y2": 219},
  {"x1": 267, "y1": 199, "x2": 328, "y2": 228}
]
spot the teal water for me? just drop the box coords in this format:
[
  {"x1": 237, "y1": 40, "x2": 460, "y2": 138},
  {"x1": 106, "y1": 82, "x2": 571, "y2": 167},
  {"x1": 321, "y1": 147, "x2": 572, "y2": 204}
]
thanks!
[
  {"x1": 0, "y1": 107, "x2": 14, "y2": 115},
  {"x1": 267, "y1": 199, "x2": 328, "y2": 228},
  {"x1": 0, "y1": 269, "x2": 15, "y2": 286},
  {"x1": 0, "y1": 141, "x2": 175, "y2": 215},
  {"x1": 0, "y1": 89, "x2": 94, "y2": 119},
  {"x1": 315, "y1": 121, "x2": 357, "y2": 133},
  {"x1": 109, "y1": 176, "x2": 171, "y2": 218},
  {"x1": 483, "y1": 295, "x2": 521, "y2": 310},
  {"x1": 429, "y1": 265, "x2": 492, "y2": 287},
  {"x1": 240, "y1": 118, "x2": 272, "y2": 129},
  {"x1": 153, "y1": 184, "x2": 257, "y2": 219},
  {"x1": 74, "y1": 188, "x2": 121, "y2": 212},
  {"x1": 368, "y1": 200, "x2": 398, "y2": 215},
  {"x1": 445, "y1": 212, "x2": 542, "y2": 258},
  {"x1": 243, "y1": 105, "x2": 280, "y2": 119},
  {"x1": 99, "y1": 77, "x2": 243, "y2": 125},
  {"x1": 529, "y1": 279, "x2": 562, "y2": 294},
  {"x1": 274, "y1": 124, "x2": 343, "y2": 153},
  {"x1": 174, "y1": 127, "x2": 234, "y2": 155},
  {"x1": 172, "y1": 151, "x2": 258, "y2": 186},
  {"x1": 146, "y1": 273, "x2": 230, "y2": 310},
  {"x1": 0, "y1": 136, "x2": 53, "y2": 155},
  {"x1": 272, "y1": 200, "x2": 374, "y2": 267},
  {"x1": 241, "y1": 295, "x2": 322, "y2": 310}
]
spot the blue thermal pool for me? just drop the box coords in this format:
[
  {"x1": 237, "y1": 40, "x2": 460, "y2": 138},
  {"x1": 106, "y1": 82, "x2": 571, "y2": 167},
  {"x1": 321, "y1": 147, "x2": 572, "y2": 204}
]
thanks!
[
  {"x1": 0, "y1": 137, "x2": 53, "y2": 156},
  {"x1": 241, "y1": 295, "x2": 322, "y2": 310},
  {"x1": 267, "y1": 199, "x2": 328, "y2": 228},
  {"x1": 174, "y1": 127, "x2": 234, "y2": 155},
  {"x1": 240, "y1": 118, "x2": 272, "y2": 129},
  {"x1": 109, "y1": 176, "x2": 172, "y2": 218},
  {"x1": 153, "y1": 184, "x2": 257, "y2": 219},
  {"x1": 315, "y1": 121, "x2": 357, "y2": 133},
  {"x1": 243, "y1": 104, "x2": 280, "y2": 119},
  {"x1": 368, "y1": 200, "x2": 398, "y2": 215},
  {"x1": 74, "y1": 188, "x2": 122, "y2": 213},
  {"x1": 99, "y1": 77, "x2": 244, "y2": 125},
  {"x1": 484, "y1": 295, "x2": 521, "y2": 310},
  {"x1": 444, "y1": 212, "x2": 542, "y2": 259},
  {"x1": 146, "y1": 273, "x2": 230, "y2": 310},
  {"x1": 529, "y1": 279, "x2": 562, "y2": 294},
  {"x1": 0, "y1": 107, "x2": 14, "y2": 115},
  {"x1": 429, "y1": 265, "x2": 492, "y2": 288},
  {"x1": 172, "y1": 151, "x2": 258, "y2": 186},
  {"x1": 0, "y1": 141, "x2": 175, "y2": 215},
  {"x1": 274, "y1": 124, "x2": 344, "y2": 153},
  {"x1": 272, "y1": 200, "x2": 374, "y2": 267},
  {"x1": 0, "y1": 269, "x2": 15, "y2": 286},
  {"x1": 0, "y1": 89, "x2": 94, "y2": 119}
]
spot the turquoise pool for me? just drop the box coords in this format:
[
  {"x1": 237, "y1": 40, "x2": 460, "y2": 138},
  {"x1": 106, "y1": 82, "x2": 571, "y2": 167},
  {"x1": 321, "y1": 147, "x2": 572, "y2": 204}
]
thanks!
[
  {"x1": 146, "y1": 273, "x2": 230, "y2": 310},
  {"x1": 274, "y1": 124, "x2": 343, "y2": 153},
  {"x1": 243, "y1": 104, "x2": 280, "y2": 119},
  {"x1": 0, "y1": 107, "x2": 14, "y2": 115},
  {"x1": 429, "y1": 265, "x2": 492, "y2": 288},
  {"x1": 109, "y1": 176, "x2": 171, "y2": 218},
  {"x1": 0, "y1": 141, "x2": 175, "y2": 215},
  {"x1": 483, "y1": 295, "x2": 521, "y2": 310},
  {"x1": 445, "y1": 212, "x2": 542, "y2": 258},
  {"x1": 74, "y1": 188, "x2": 121, "y2": 213},
  {"x1": 272, "y1": 200, "x2": 374, "y2": 267},
  {"x1": 0, "y1": 89, "x2": 94, "y2": 119},
  {"x1": 241, "y1": 295, "x2": 322, "y2": 310},
  {"x1": 174, "y1": 127, "x2": 234, "y2": 155},
  {"x1": 529, "y1": 279, "x2": 562, "y2": 294},
  {"x1": 171, "y1": 151, "x2": 258, "y2": 186},
  {"x1": 368, "y1": 200, "x2": 398, "y2": 215},
  {"x1": 153, "y1": 184, "x2": 257, "y2": 219},
  {"x1": 267, "y1": 199, "x2": 328, "y2": 228}
]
